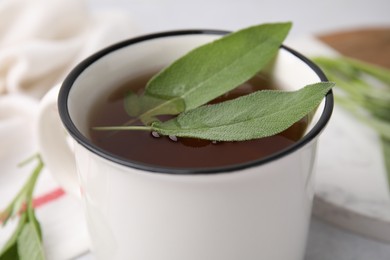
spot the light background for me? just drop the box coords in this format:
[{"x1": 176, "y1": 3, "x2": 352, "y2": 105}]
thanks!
[{"x1": 88, "y1": 0, "x2": 390, "y2": 37}]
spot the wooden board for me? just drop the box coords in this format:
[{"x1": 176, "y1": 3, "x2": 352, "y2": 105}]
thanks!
[{"x1": 318, "y1": 28, "x2": 390, "y2": 68}]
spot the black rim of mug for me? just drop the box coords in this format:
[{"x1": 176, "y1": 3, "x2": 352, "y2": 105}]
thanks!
[{"x1": 59, "y1": 29, "x2": 334, "y2": 175}]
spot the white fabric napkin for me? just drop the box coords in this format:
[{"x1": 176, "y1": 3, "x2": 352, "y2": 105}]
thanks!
[{"x1": 0, "y1": 0, "x2": 137, "y2": 259}]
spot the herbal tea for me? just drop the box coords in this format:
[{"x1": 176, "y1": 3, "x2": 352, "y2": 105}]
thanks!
[{"x1": 88, "y1": 71, "x2": 308, "y2": 168}]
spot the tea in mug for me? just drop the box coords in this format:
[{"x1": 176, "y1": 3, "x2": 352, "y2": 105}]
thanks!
[{"x1": 88, "y1": 71, "x2": 308, "y2": 169}]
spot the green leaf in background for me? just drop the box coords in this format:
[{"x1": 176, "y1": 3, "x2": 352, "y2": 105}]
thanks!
[
  {"x1": 312, "y1": 56, "x2": 390, "y2": 86},
  {"x1": 0, "y1": 155, "x2": 45, "y2": 260},
  {"x1": 124, "y1": 90, "x2": 185, "y2": 125},
  {"x1": 0, "y1": 214, "x2": 27, "y2": 260},
  {"x1": 313, "y1": 56, "x2": 390, "y2": 190},
  {"x1": 125, "y1": 22, "x2": 292, "y2": 124},
  {"x1": 151, "y1": 82, "x2": 333, "y2": 141},
  {"x1": 381, "y1": 137, "x2": 390, "y2": 189},
  {"x1": 333, "y1": 95, "x2": 390, "y2": 140},
  {"x1": 313, "y1": 57, "x2": 390, "y2": 121},
  {"x1": 340, "y1": 57, "x2": 390, "y2": 86},
  {"x1": 17, "y1": 221, "x2": 45, "y2": 260}
]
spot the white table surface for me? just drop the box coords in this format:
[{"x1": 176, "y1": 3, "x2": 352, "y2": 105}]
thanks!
[
  {"x1": 76, "y1": 217, "x2": 390, "y2": 260},
  {"x1": 78, "y1": 1, "x2": 390, "y2": 259}
]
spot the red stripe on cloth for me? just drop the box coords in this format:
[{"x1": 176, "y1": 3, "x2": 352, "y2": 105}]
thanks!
[
  {"x1": 32, "y1": 188, "x2": 66, "y2": 208},
  {"x1": 0, "y1": 188, "x2": 66, "y2": 224}
]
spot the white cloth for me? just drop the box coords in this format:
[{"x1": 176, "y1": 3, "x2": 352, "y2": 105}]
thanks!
[
  {"x1": 0, "y1": 0, "x2": 137, "y2": 259},
  {"x1": 0, "y1": 0, "x2": 137, "y2": 98}
]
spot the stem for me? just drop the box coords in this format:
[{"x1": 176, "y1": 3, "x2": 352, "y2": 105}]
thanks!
[
  {"x1": 93, "y1": 125, "x2": 153, "y2": 131},
  {"x1": 18, "y1": 153, "x2": 41, "y2": 167},
  {"x1": 25, "y1": 156, "x2": 44, "y2": 200}
]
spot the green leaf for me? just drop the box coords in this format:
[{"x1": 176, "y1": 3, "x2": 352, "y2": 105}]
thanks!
[
  {"x1": 0, "y1": 194, "x2": 26, "y2": 226},
  {"x1": 381, "y1": 137, "x2": 390, "y2": 189},
  {"x1": 0, "y1": 155, "x2": 45, "y2": 260},
  {"x1": 314, "y1": 56, "x2": 390, "y2": 191},
  {"x1": 124, "y1": 91, "x2": 185, "y2": 125},
  {"x1": 17, "y1": 221, "x2": 45, "y2": 260},
  {"x1": 150, "y1": 82, "x2": 333, "y2": 141},
  {"x1": 0, "y1": 213, "x2": 27, "y2": 260},
  {"x1": 124, "y1": 91, "x2": 140, "y2": 117},
  {"x1": 334, "y1": 96, "x2": 390, "y2": 139},
  {"x1": 0, "y1": 155, "x2": 43, "y2": 226},
  {"x1": 342, "y1": 57, "x2": 390, "y2": 86},
  {"x1": 125, "y1": 22, "x2": 292, "y2": 123},
  {"x1": 313, "y1": 56, "x2": 390, "y2": 122},
  {"x1": 0, "y1": 244, "x2": 19, "y2": 260},
  {"x1": 27, "y1": 206, "x2": 42, "y2": 241}
]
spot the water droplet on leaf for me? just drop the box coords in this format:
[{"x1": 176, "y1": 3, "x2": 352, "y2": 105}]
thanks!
[
  {"x1": 169, "y1": 135, "x2": 178, "y2": 142},
  {"x1": 151, "y1": 131, "x2": 160, "y2": 138}
]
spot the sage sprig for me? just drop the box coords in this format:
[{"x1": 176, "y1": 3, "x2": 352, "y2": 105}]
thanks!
[
  {"x1": 152, "y1": 82, "x2": 333, "y2": 140},
  {"x1": 0, "y1": 155, "x2": 45, "y2": 260},
  {"x1": 99, "y1": 82, "x2": 334, "y2": 141},
  {"x1": 313, "y1": 56, "x2": 390, "y2": 187},
  {"x1": 96, "y1": 22, "x2": 333, "y2": 141}
]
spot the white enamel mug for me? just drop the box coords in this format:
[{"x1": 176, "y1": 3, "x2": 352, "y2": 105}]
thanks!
[{"x1": 37, "y1": 30, "x2": 333, "y2": 260}]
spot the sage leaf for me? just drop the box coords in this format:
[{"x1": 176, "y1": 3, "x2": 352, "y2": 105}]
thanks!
[
  {"x1": 334, "y1": 95, "x2": 390, "y2": 140},
  {"x1": 314, "y1": 56, "x2": 390, "y2": 86},
  {"x1": 17, "y1": 221, "x2": 45, "y2": 260},
  {"x1": 381, "y1": 137, "x2": 390, "y2": 189},
  {"x1": 313, "y1": 57, "x2": 390, "y2": 121},
  {"x1": 314, "y1": 56, "x2": 390, "y2": 190},
  {"x1": 126, "y1": 22, "x2": 292, "y2": 123},
  {"x1": 124, "y1": 91, "x2": 141, "y2": 117},
  {"x1": 27, "y1": 207, "x2": 42, "y2": 241},
  {"x1": 151, "y1": 82, "x2": 333, "y2": 141},
  {"x1": 0, "y1": 244, "x2": 18, "y2": 260},
  {"x1": 0, "y1": 243, "x2": 18, "y2": 260},
  {"x1": 124, "y1": 91, "x2": 185, "y2": 125},
  {"x1": 0, "y1": 213, "x2": 27, "y2": 260},
  {"x1": 0, "y1": 155, "x2": 45, "y2": 260},
  {"x1": 0, "y1": 193, "x2": 25, "y2": 226}
]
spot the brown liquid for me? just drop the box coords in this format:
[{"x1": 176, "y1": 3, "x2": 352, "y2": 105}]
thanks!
[{"x1": 88, "y1": 72, "x2": 307, "y2": 169}]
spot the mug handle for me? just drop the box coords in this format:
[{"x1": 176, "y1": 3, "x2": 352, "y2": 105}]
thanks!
[{"x1": 37, "y1": 85, "x2": 80, "y2": 197}]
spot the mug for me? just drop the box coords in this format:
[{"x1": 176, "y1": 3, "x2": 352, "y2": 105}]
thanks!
[{"x1": 37, "y1": 30, "x2": 333, "y2": 260}]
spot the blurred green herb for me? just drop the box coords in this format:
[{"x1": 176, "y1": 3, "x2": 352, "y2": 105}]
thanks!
[
  {"x1": 0, "y1": 155, "x2": 45, "y2": 260},
  {"x1": 313, "y1": 56, "x2": 390, "y2": 186}
]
